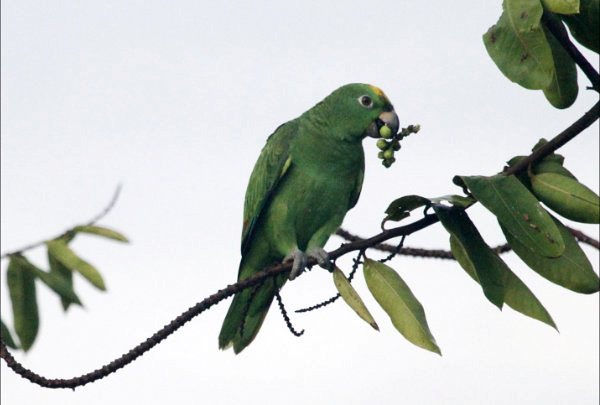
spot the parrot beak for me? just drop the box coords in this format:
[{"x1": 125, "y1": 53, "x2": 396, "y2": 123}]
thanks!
[{"x1": 366, "y1": 110, "x2": 400, "y2": 138}]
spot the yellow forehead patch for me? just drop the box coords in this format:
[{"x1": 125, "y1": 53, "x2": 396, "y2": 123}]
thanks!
[
  {"x1": 369, "y1": 85, "x2": 384, "y2": 97},
  {"x1": 369, "y1": 85, "x2": 389, "y2": 103}
]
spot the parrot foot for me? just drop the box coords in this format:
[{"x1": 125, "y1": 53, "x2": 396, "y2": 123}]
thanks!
[
  {"x1": 307, "y1": 247, "x2": 332, "y2": 270},
  {"x1": 285, "y1": 248, "x2": 307, "y2": 281}
]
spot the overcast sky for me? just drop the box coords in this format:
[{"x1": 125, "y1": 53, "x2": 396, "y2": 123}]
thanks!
[{"x1": 1, "y1": 1, "x2": 598, "y2": 404}]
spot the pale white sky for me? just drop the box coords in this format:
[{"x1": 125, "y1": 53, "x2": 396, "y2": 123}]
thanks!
[{"x1": 1, "y1": 1, "x2": 598, "y2": 404}]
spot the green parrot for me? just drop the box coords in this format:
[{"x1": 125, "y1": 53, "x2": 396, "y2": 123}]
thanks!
[{"x1": 219, "y1": 83, "x2": 399, "y2": 353}]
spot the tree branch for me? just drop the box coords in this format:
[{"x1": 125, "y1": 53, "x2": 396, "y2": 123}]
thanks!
[
  {"x1": 335, "y1": 228, "x2": 508, "y2": 259},
  {"x1": 336, "y1": 226, "x2": 599, "y2": 259},
  {"x1": 1, "y1": 100, "x2": 598, "y2": 389},
  {"x1": 504, "y1": 101, "x2": 600, "y2": 176},
  {"x1": 0, "y1": 214, "x2": 439, "y2": 389}
]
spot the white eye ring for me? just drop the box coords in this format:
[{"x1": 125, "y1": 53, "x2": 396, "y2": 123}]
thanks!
[{"x1": 358, "y1": 95, "x2": 373, "y2": 108}]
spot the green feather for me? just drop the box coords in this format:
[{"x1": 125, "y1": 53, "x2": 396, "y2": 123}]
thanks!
[{"x1": 219, "y1": 84, "x2": 395, "y2": 353}]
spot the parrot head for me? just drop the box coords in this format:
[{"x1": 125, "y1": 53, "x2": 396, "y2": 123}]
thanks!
[{"x1": 318, "y1": 83, "x2": 399, "y2": 142}]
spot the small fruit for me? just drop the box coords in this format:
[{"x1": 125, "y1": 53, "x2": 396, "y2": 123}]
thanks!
[
  {"x1": 376, "y1": 139, "x2": 389, "y2": 150},
  {"x1": 378, "y1": 151, "x2": 385, "y2": 159},
  {"x1": 383, "y1": 149, "x2": 394, "y2": 160},
  {"x1": 379, "y1": 125, "x2": 393, "y2": 139},
  {"x1": 391, "y1": 140, "x2": 401, "y2": 151}
]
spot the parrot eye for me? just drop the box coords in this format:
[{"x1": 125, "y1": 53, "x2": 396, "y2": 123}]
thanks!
[{"x1": 358, "y1": 95, "x2": 373, "y2": 109}]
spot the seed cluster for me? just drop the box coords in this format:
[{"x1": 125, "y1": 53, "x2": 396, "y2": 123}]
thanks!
[{"x1": 376, "y1": 124, "x2": 420, "y2": 168}]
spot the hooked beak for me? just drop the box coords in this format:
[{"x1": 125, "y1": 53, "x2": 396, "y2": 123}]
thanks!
[{"x1": 366, "y1": 110, "x2": 400, "y2": 138}]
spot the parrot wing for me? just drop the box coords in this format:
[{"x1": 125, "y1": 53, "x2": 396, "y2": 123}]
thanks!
[
  {"x1": 241, "y1": 120, "x2": 298, "y2": 255},
  {"x1": 348, "y1": 161, "x2": 365, "y2": 209}
]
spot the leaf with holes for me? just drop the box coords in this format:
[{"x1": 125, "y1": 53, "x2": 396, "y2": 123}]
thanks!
[
  {"x1": 363, "y1": 259, "x2": 441, "y2": 354},
  {"x1": 502, "y1": 218, "x2": 599, "y2": 293},
  {"x1": 450, "y1": 236, "x2": 557, "y2": 329},
  {"x1": 483, "y1": 0, "x2": 554, "y2": 90},
  {"x1": 461, "y1": 175, "x2": 564, "y2": 257},
  {"x1": 434, "y1": 206, "x2": 505, "y2": 308},
  {"x1": 384, "y1": 195, "x2": 431, "y2": 222},
  {"x1": 7, "y1": 256, "x2": 39, "y2": 351},
  {"x1": 74, "y1": 225, "x2": 129, "y2": 243},
  {"x1": 429, "y1": 194, "x2": 476, "y2": 208},
  {"x1": 46, "y1": 239, "x2": 106, "y2": 290},
  {"x1": 1, "y1": 319, "x2": 18, "y2": 349},
  {"x1": 333, "y1": 267, "x2": 379, "y2": 331},
  {"x1": 531, "y1": 173, "x2": 600, "y2": 223}
]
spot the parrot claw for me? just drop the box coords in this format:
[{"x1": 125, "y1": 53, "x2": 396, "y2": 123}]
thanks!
[
  {"x1": 286, "y1": 249, "x2": 307, "y2": 280},
  {"x1": 307, "y1": 247, "x2": 332, "y2": 270}
]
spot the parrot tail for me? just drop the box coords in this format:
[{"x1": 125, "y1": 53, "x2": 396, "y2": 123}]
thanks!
[{"x1": 218, "y1": 272, "x2": 287, "y2": 354}]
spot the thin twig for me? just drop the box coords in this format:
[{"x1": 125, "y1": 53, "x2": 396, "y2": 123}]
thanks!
[
  {"x1": 569, "y1": 228, "x2": 600, "y2": 249},
  {"x1": 275, "y1": 292, "x2": 304, "y2": 337},
  {"x1": 504, "y1": 101, "x2": 599, "y2": 176},
  {"x1": 0, "y1": 185, "x2": 122, "y2": 260},
  {"x1": 379, "y1": 235, "x2": 406, "y2": 263},
  {"x1": 336, "y1": 226, "x2": 599, "y2": 258},
  {"x1": 85, "y1": 184, "x2": 122, "y2": 226}
]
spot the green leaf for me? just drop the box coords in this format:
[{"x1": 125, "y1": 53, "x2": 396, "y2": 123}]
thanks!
[
  {"x1": 502, "y1": 218, "x2": 599, "y2": 293},
  {"x1": 542, "y1": 0, "x2": 580, "y2": 14},
  {"x1": 26, "y1": 259, "x2": 82, "y2": 307},
  {"x1": 46, "y1": 239, "x2": 106, "y2": 290},
  {"x1": 6, "y1": 256, "x2": 39, "y2": 351},
  {"x1": 531, "y1": 172, "x2": 600, "y2": 223},
  {"x1": 450, "y1": 236, "x2": 557, "y2": 329},
  {"x1": 532, "y1": 160, "x2": 577, "y2": 179},
  {"x1": 434, "y1": 206, "x2": 505, "y2": 308},
  {"x1": 384, "y1": 195, "x2": 431, "y2": 222},
  {"x1": 332, "y1": 267, "x2": 379, "y2": 331},
  {"x1": 74, "y1": 225, "x2": 129, "y2": 243},
  {"x1": 48, "y1": 250, "x2": 76, "y2": 310},
  {"x1": 506, "y1": 149, "x2": 577, "y2": 193},
  {"x1": 1, "y1": 319, "x2": 18, "y2": 349},
  {"x1": 483, "y1": 0, "x2": 554, "y2": 90},
  {"x1": 542, "y1": 14, "x2": 579, "y2": 108},
  {"x1": 461, "y1": 175, "x2": 564, "y2": 257},
  {"x1": 363, "y1": 259, "x2": 441, "y2": 355},
  {"x1": 561, "y1": 0, "x2": 599, "y2": 53}
]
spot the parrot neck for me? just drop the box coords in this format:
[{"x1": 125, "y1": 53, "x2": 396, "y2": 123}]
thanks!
[
  {"x1": 293, "y1": 120, "x2": 365, "y2": 172},
  {"x1": 301, "y1": 100, "x2": 365, "y2": 142}
]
